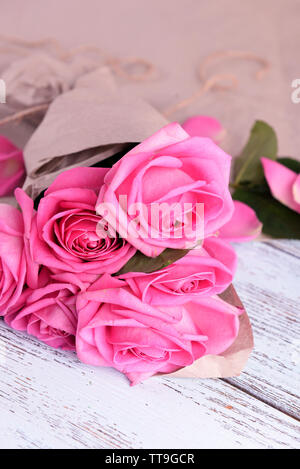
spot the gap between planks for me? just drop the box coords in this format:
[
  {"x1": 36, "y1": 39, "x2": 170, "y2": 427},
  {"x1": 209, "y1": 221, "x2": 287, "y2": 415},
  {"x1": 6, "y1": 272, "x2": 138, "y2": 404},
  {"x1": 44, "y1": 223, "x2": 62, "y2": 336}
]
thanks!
[{"x1": 223, "y1": 378, "x2": 300, "y2": 422}]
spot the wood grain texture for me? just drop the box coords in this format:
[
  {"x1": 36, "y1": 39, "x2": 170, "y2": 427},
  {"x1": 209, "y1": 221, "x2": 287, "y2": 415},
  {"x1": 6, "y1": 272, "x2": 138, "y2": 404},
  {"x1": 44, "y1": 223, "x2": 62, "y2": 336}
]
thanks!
[
  {"x1": 227, "y1": 241, "x2": 300, "y2": 419},
  {"x1": 0, "y1": 323, "x2": 299, "y2": 449},
  {"x1": 265, "y1": 239, "x2": 300, "y2": 259},
  {"x1": 0, "y1": 241, "x2": 299, "y2": 449}
]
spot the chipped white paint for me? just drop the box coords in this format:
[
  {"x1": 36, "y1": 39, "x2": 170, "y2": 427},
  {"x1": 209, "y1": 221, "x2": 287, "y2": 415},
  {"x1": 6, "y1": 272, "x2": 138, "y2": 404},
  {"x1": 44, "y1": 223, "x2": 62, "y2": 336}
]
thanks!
[{"x1": 0, "y1": 241, "x2": 299, "y2": 449}]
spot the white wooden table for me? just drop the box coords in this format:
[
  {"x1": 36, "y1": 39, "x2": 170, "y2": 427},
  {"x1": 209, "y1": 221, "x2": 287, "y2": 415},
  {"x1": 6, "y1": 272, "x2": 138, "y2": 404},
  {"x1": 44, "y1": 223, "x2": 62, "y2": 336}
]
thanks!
[{"x1": 0, "y1": 240, "x2": 299, "y2": 449}]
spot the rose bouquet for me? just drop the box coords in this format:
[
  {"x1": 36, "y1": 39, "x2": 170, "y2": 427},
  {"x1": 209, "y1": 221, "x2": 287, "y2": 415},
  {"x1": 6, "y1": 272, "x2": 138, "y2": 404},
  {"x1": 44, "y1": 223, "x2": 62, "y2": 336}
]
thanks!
[
  {"x1": 0, "y1": 121, "x2": 253, "y2": 385},
  {"x1": 0, "y1": 39, "x2": 259, "y2": 384}
]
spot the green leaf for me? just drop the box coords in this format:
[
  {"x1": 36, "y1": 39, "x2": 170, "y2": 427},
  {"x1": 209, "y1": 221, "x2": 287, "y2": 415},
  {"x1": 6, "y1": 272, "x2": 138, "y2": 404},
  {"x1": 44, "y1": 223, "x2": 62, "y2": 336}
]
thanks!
[
  {"x1": 277, "y1": 157, "x2": 300, "y2": 173},
  {"x1": 233, "y1": 188, "x2": 300, "y2": 239},
  {"x1": 115, "y1": 248, "x2": 190, "y2": 275},
  {"x1": 234, "y1": 120, "x2": 278, "y2": 187}
]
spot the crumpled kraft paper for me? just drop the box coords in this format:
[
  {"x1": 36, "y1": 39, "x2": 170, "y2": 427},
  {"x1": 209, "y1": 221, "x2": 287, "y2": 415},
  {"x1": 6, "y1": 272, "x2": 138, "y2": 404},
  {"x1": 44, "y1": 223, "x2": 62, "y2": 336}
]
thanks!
[
  {"x1": 2, "y1": 53, "x2": 75, "y2": 108},
  {"x1": 22, "y1": 66, "x2": 168, "y2": 199}
]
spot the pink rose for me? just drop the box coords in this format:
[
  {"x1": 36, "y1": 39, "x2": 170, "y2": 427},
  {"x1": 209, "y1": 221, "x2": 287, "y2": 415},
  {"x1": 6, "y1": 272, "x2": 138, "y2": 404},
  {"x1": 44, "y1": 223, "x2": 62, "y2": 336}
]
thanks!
[
  {"x1": 76, "y1": 274, "x2": 240, "y2": 385},
  {"x1": 0, "y1": 203, "x2": 26, "y2": 315},
  {"x1": 119, "y1": 237, "x2": 236, "y2": 305},
  {"x1": 30, "y1": 167, "x2": 136, "y2": 278},
  {"x1": 98, "y1": 123, "x2": 234, "y2": 257},
  {"x1": 0, "y1": 136, "x2": 25, "y2": 196},
  {"x1": 261, "y1": 157, "x2": 300, "y2": 214},
  {"x1": 5, "y1": 276, "x2": 78, "y2": 351}
]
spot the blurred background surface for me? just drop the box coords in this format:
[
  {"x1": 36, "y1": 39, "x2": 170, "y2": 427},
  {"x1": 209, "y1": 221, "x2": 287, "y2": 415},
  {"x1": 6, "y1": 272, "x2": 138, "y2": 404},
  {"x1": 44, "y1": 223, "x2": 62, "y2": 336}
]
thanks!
[{"x1": 0, "y1": 0, "x2": 300, "y2": 157}]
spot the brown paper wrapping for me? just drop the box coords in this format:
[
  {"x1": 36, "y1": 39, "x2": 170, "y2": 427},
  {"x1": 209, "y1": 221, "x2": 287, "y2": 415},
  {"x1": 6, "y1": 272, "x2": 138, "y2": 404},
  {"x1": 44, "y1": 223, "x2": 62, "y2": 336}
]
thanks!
[
  {"x1": 2, "y1": 53, "x2": 75, "y2": 108},
  {"x1": 165, "y1": 285, "x2": 253, "y2": 379},
  {"x1": 22, "y1": 66, "x2": 168, "y2": 199}
]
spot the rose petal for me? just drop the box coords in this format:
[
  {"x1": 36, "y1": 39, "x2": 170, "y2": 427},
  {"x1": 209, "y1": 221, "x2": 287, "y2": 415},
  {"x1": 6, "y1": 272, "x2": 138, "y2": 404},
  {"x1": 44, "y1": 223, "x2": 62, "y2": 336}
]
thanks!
[
  {"x1": 182, "y1": 116, "x2": 226, "y2": 143},
  {"x1": 156, "y1": 136, "x2": 232, "y2": 186},
  {"x1": 45, "y1": 166, "x2": 109, "y2": 195},
  {"x1": 102, "y1": 122, "x2": 189, "y2": 189},
  {"x1": 261, "y1": 157, "x2": 300, "y2": 214},
  {"x1": 292, "y1": 174, "x2": 300, "y2": 205},
  {"x1": 0, "y1": 203, "x2": 23, "y2": 234},
  {"x1": 6, "y1": 283, "x2": 77, "y2": 351},
  {"x1": 185, "y1": 296, "x2": 241, "y2": 355},
  {"x1": 202, "y1": 237, "x2": 237, "y2": 276},
  {"x1": 218, "y1": 200, "x2": 262, "y2": 242},
  {"x1": 125, "y1": 294, "x2": 241, "y2": 386},
  {"x1": 128, "y1": 122, "x2": 189, "y2": 155}
]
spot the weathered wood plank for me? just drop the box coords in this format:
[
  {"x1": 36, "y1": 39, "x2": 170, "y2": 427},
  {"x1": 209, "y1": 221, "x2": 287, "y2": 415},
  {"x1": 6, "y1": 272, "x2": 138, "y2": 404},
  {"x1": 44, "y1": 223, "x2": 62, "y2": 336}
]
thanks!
[
  {"x1": 226, "y1": 241, "x2": 300, "y2": 418},
  {"x1": 264, "y1": 240, "x2": 300, "y2": 259},
  {"x1": 0, "y1": 322, "x2": 299, "y2": 449},
  {"x1": 0, "y1": 240, "x2": 299, "y2": 448}
]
